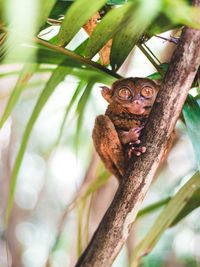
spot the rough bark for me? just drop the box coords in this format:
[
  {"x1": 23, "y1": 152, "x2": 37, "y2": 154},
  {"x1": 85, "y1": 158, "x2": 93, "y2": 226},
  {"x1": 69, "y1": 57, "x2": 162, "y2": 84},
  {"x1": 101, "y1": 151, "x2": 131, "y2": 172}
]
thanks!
[{"x1": 75, "y1": 3, "x2": 200, "y2": 267}]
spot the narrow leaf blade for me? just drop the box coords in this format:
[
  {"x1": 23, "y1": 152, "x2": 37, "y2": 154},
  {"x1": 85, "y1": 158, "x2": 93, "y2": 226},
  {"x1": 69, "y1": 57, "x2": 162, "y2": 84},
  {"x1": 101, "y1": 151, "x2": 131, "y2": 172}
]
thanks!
[
  {"x1": 75, "y1": 81, "x2": 94, "y2": 147},
  {"x1": 0, "y1": 63, "x2": 37, "y2": 128},
  {"x1": 57, "y1": 0, "x2": 107, "y2": 46},
  {"x1": 55, "y1": 79, "x2": 86, "y2": 146},
  {"x1": 164, "y1": 0, "x2": 200, "y2": 29},
  {"x1": 110, "y1": 0, "x2": 161, "y2": 70},
  {"x1": 5, "y1": 64, "x2": 70, "y2": 224},
  {"x1": 183, "y1": 95, "x2": 200, "y2": 170},
  {"x1": 131, "y1": 171, "x2": 200, "y2": 267},
  {"x1": 39, "y1": 0, "x2": 57, "y2": 28},
  {"x1": 84, "y1": 2, "x2": 134, "y2": 58}
]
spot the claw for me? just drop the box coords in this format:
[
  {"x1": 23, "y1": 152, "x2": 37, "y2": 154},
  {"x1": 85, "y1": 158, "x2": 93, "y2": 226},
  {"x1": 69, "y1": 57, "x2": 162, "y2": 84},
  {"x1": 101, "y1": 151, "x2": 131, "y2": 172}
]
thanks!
[
  {"x1": 131, "y1": 146, "x2": 146, "y2": 153},
  {"x1": 129, "y1": 140, "x2": 140, "y2": 145},
  {"x1": 130, "y1": 126, "x2": 144, "y2": 134},
  {"x1": 127, "y1": 145, "x2": 146, "y2": 158}
]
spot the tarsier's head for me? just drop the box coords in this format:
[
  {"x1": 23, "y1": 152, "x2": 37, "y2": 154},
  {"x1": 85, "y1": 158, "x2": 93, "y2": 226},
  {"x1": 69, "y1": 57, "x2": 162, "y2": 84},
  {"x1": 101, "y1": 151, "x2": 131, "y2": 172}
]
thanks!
[{"x1": 101, "y1": 77, "x2": 160, "y2": 115}]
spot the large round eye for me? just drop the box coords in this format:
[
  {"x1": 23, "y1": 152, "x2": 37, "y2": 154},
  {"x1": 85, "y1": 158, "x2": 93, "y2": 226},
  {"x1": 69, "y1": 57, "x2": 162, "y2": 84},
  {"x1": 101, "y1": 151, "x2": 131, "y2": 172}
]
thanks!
[
  {"x1": 141, "y1": 86, "x2": 153, "y2": 98},
  {"x1": 118, "y1": 87, "x2": 132, "y2": 99}
]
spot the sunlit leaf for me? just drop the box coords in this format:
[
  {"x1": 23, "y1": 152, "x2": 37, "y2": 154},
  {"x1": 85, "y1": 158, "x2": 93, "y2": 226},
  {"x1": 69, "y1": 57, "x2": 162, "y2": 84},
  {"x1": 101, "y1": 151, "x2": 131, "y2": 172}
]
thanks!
[
  {"x1": 0, "y1": 63, "x2": 37, "y2": 128},
  {"x1": 137, "y1": 197, "x2": 171, "y2": 219},
  {"x1": 74, "y1": 38, "x2": 89, "y2": 56},
  {"x1": 2, "y1": 41, "x2": 119, "y2": 81},
  {"x1": 147, "y1": 13, "x2": 177, "y2": 36},
  {"x1": 39, "y1": 0, "x2": 57, "y2": 28},
  {"x1": 55, "y1": 79, "x2": 86, "y2": 146},
  {"x1": 75, "y1": 80, "x2": 94, "y2": 147},
  {"x1": 49, "y1": 1, "x2": 72, "y2": 19},
  {"x1": 147, "y1": 63, "x2": 168, "y2": 80},
  {"x1": 0, "y1": 66, "x2": 54, "y2": 78},
  {"x1": 77, "y1": 199, "x2": 85, "y2": 256},
  {"x1": 84, "y1": 2, "x2": 134, "y2": 58},
  {"x1": 48, "y1": 161, "x2": 110, "y2": 259},
  {"x1": 131, "y1": 171, "x2": 200, "y2": 267},
  {"x1": 110, "y1": 0, "x2": 161, "y2": 70},
  {"x1": 0, "y1": 0, "x2": 5, "y2": 23},
  {"x1": 171, "y1": 188, "x2": 200, "y2": 225},
  {"x1": 163, "y1": 0, "x2": 200, "y2": 29},
  {"x1": 5, "y1": 64, "x2": 70, "y2": 224},
  {"x1": 137, "y1": 188, "x2": 200, "y2": 226},
  {"x1": 57, "y1": 0, "x2": 107, "y2": 46},
  {"x1": 82, "y1": 169, "x2": 110, "y2": 200},
  {"x1": 107, "y1": 0, "x2": 127, "y2": 4},
  {"x1": 3, "y1": 0, "x2": 38, "y2": 63},
  {"x1": 183, "y1": 95, "x2": 200, "y2": 170}
]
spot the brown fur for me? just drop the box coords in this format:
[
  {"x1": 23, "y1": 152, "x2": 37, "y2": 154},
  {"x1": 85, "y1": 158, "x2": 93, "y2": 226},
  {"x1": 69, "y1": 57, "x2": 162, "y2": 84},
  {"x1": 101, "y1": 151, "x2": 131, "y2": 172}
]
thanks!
[{"x1": 92, "y1": 78, "x2": 159, "y2": 180}]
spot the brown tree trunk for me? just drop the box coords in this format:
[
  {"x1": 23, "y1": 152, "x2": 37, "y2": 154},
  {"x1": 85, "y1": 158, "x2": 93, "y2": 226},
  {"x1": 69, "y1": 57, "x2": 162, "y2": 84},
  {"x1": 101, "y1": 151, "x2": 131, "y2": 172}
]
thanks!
[{"x1": 75, "y1": 1, "x2": 200, "y2": 266}]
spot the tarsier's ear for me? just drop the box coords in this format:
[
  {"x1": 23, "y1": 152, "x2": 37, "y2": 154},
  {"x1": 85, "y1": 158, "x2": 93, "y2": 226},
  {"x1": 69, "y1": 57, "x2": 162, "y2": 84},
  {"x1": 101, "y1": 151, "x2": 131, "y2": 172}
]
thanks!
[{"x1": 100, "y1": 86, "x2": 113, "y2": 103}]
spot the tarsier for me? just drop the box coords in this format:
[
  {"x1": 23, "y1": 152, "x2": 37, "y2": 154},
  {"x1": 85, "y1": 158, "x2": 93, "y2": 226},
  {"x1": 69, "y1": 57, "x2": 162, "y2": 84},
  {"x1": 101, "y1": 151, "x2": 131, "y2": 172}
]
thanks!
[{"x1": 92, "y1": 77, "x2": 160, "y2": 180}]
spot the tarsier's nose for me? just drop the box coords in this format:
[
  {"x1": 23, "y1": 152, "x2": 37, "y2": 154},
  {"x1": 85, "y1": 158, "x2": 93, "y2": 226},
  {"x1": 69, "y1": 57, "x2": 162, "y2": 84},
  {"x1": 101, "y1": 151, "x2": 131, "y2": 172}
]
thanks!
[{"x1": 133, "y1": 99, "x2": 142, "y2": 105}]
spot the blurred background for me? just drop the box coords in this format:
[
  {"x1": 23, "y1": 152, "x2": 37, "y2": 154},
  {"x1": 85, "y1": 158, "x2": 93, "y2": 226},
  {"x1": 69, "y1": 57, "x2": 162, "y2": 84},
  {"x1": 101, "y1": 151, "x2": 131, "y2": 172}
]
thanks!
[{"x1": 0, "y1": 0, "x2": 200, "y2": 267}]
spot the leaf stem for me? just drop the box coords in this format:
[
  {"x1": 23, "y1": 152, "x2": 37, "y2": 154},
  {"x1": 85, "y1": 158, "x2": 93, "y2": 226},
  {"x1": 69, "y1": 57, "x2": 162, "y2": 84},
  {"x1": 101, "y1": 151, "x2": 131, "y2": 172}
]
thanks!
[
  {"x1": 143, "y1": 42, "x2": 161, "y2": 65},
  {"x1": 137, "y1": 42, "x2": 165, "y2": 77},
  {"x1": 35, "y1": 37, "x2": 121, "y2": 79}
]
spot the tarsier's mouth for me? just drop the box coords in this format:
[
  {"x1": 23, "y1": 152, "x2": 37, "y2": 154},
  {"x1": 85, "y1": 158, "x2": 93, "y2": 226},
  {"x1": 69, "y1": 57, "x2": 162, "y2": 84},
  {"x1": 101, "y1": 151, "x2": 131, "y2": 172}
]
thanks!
[
  {"x1": 126, "y1": 105, "x2": 153, "y2": 115},
  {"x1": 144, "y1": 105, "x2": 152, "y2": 109}
]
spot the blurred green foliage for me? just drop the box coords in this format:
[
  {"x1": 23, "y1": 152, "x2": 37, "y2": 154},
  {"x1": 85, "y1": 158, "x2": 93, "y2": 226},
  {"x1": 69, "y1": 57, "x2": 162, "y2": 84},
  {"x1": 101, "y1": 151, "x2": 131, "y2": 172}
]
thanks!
[{"x1": 0, "y1": 0, "x2": 200, "y2": 266}]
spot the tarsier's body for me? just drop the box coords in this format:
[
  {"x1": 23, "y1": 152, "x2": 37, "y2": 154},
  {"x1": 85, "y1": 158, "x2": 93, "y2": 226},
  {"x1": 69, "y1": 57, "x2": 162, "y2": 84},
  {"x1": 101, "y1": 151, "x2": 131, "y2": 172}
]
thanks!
[{"x1": 92, "y1": 78, "x2": 159, "y2": 180}]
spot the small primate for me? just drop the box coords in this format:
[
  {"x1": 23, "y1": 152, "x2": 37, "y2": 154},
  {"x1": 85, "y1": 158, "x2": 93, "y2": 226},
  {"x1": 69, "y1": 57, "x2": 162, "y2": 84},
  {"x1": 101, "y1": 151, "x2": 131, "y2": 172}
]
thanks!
[{"x1": 92, "y1": 77, "x2": 159, "y2": 180}]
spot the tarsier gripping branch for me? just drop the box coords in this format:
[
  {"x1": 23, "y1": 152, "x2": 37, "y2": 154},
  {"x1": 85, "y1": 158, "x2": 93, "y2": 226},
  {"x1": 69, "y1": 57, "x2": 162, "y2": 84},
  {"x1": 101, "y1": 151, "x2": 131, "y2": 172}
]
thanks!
[{"x1": 92, "y1": 78, "x2": 159, "y2": 180}]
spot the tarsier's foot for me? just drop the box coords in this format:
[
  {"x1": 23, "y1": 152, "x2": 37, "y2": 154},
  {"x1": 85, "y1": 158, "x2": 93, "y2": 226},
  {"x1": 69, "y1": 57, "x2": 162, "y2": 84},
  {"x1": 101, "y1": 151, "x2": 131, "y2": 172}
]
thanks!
[{"x1": 127, "y1": 141, "x2": 146, "y2": 158}]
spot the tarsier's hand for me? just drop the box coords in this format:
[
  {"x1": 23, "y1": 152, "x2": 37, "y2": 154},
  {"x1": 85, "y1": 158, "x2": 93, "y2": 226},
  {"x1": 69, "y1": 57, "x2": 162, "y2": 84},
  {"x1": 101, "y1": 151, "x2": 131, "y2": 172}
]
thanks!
[
  {"x1": 118, "y1": 126, "x2": 146, "y2": 158},
  {"x1": 119, "y1": 126, "x2": 144, "y2": 144}
]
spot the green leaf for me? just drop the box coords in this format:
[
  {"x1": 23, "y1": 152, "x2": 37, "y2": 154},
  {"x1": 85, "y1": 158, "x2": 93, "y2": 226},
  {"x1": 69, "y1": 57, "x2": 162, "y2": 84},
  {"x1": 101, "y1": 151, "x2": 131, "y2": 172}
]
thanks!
[
  {"x1": 110, "y1": 0, "x2": 161, "y2": 70},
  {"x1": 5, "y1": 64, "x2": 70, "y2": 224},
  {"x1": 147, "y1": 13, "x2": 178, "y2": 36},
  {"x1": 74, "y1": 38, "x2": 89, "y2": 56},
  {"x1": 77, "y1": 199, "x2": 86, "y2": 256},
  {"x1": 0, "y1": 67, "x2": 54, "y2": 78},
  {"x1": 84, "y1": 2, "x2": 134, "y2": 58},
  {"x1": 82, "y1": 169, "x2": 110, "y2": 200},
  {"x1": 137, "y1": 197, "x2": 171, "y2": 219},
  {"x1": 39, "y1": 0, "x2": 57, "y2": 28},
  {"x1": 0, "y1": 63, "x2": 37, "y2": 128},
  {"x1": 130, "y1": 171, "x2": 200, "y2": 267},
  {"x1": 107, "y1": 0, "x2": 127, "y2": 4},
  {"x1": 147, "y1": 63, "x2": 168, "y2": 80},
  {"x1": 57, "y1": 0, "x2": 107, "y2": 46},
  {"x1": 0, "y1": 0, "x2": 5, "y2": 22},
  {"x1": 137, "y1": 188, "x2": 200, "y2": 226},
  {"x1": 48, "y1": 162, "x2": 110, "y2": 256},
  {"x1": 183, "y1": 95, "x2": 200, "y2": 170},
  {"x1": 171, "y1": 188, "x2": 200, "y2": 225},
  {"x1": 164, "y1": 0, "x2": 200, "y2": 29},
  {"x1": 3, "y1": 0, "x2": 38, "y2": 64},
  {"x1": 75, "y1": 80, "x2": 94, "y2": 147},
  {"x1": 2, "y1": 41, "x2": 119, "y2": 80},
  {"x1": 48, "y1": 1, "x2": 72, "y2": 19},
  {"x1": 55, "y1": 79, "x2": 86, "y2": 146}
]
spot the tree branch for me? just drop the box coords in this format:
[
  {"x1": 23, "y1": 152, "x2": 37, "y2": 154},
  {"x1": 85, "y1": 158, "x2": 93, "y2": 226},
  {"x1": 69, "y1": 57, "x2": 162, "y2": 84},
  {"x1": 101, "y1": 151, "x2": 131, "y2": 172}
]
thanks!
[{"x1": 75, "y1": 2, "x2": 200, "y2": 266}]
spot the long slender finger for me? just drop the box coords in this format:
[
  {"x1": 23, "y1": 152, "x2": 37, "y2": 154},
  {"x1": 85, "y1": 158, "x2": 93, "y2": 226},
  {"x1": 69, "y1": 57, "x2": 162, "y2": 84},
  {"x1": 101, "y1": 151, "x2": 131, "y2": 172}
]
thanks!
[{"x1": 131, "y1": 146, "x2": 146, "y2": 153}]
